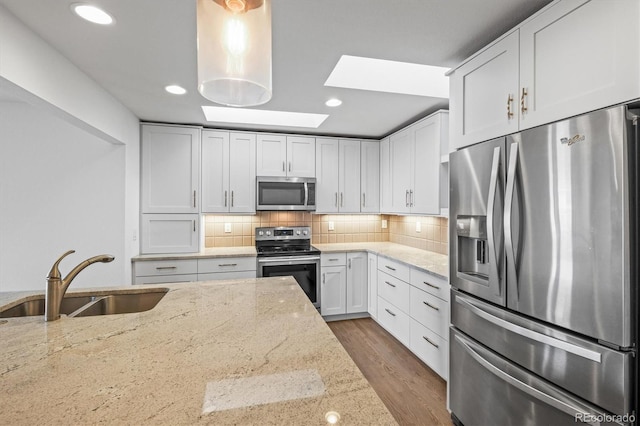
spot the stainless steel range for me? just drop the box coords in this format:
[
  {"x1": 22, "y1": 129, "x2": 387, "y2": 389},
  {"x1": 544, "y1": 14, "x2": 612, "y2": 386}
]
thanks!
[{"x1": 256, "y1": 226, "x2": 321, "y2": 309}]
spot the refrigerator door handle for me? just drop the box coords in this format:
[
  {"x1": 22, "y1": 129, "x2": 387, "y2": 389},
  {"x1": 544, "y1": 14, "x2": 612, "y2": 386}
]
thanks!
[
  {"x1": 486, "y1": 146, "x2": 501, "y2": 292},
  {"x1": 505, "y1": 142, "x2": 519, "y2": 299},
  {"x1": 455, "y1": 296, "x2": 602, "y2": 362},
  {"x1": 454, "y1": 334, "x2": 604, "y2": 424}
]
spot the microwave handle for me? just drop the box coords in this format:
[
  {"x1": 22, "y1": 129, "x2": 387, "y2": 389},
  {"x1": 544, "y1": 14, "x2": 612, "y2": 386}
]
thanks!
[{"x1": 304, "y1": 182, "x2": 309, "y2": 206}]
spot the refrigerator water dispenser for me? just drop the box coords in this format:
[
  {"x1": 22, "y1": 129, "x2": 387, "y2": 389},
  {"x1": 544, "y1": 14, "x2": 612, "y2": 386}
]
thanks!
[{"x1": 456, "y1": 215, "x2": 489, "y2": 281}]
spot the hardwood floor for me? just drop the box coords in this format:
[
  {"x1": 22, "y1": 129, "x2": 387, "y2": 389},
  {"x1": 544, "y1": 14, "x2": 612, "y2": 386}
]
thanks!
[{"x1": 328, "y1": 318, "x2": 451, "y2": 426}]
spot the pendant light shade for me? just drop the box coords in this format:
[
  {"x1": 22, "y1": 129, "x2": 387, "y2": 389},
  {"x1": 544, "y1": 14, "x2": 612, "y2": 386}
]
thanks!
[{"x1": 197, "y1": 0, "x2": 272, "y2": 107}]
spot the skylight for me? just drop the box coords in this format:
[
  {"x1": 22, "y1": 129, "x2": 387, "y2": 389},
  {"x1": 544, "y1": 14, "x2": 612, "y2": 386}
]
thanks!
[
  {"x1": 324, "y1": 55, "x2": 449, "y2": 98},
  {"x1": 201, "y1": 106, "x2": 328, "y2": 128}
]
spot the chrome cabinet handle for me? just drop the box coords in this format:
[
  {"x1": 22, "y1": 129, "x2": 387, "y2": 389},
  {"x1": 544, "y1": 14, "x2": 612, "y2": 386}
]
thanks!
[
  {"x1": 328, "y1": 258, "x2": 339, "y2": 261},
  {"x1": 362, "y1": 193, "x2": 365, "y2": 207},
  {"x1": 422, "y1": 336, "x2": 439, "y2": 348},
  {"x1": 218, "y1": 263, "x2": 237, "y2": 267},
  {"x1": 335, "y1": 192, "x2": 338, "y2": 207},
  {"x1": 424, "y1": 281, "x2": 440, "y2": 290},
  {"x1": 487, "y1": 146, "x2": 502, "y2": 296},
  {"x1": 340, "y1": 192, "x2": 343, "y2": 207},
  {"x1": 322, "y1": 273, "x2": 325, "y2": 284},
  {"x1": 385, "y1": 265, "x2": 396, "y2": 271},
  {"x1": 156, "y1": 266, "x2": 177, "y2": 270},
  {"x1": 288, "y1": 162, "x2": 291, "y2": 172},
  {"x1": 521, "y1": 88, "x2": 528, "y2": 114},
  {"x1": 193, "y1": 190, "x2": 197, "y2": 208},
  {"x1": 348, "y1": 258, "x2": 352, "y2": 269},
  {"x1": 507, "y1": 94, "x2": 514, "y2": 119},
  {"x1": 231, "y1": 190, "x2": 234, "y2": 207},
  {"x1": 224, "y1": 190, "x2": 228, "y2": 207},
  {"x1": 385, "y1": 281, "x2": 396, "y2": 288},
  {"x1": 423, "y1": 301, "x2": 439, "y2": 311},
  {"x1": 385, "y1": 308, "x2": 396, "y2": 317},
  {"x1": 405, "y1": 190, "x2": 409, "y2": 207},
  {"x1": 193, "y1": 220, "x2": 196, "y2": 232},
  {"x1": 505, "y1": 143, "x2": 519, "y2": 300},
  {"x1": 282, "y1": 161, "x2": 285, "y2": 172}
]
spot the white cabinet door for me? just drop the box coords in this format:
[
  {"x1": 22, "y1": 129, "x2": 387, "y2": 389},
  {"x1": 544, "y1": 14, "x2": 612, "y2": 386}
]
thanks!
[
  {"x1": 411, "y1": 113, "x2": 444, "y2": 215},
  {"x1": 321, "y1": 266, "x2": 346, "y2": 316},
  {"x1": 519, "y1": 0, "x2": 640, "y2": 130},
  {"x1": 229, "y1": 133, "x2": 256, "y2": 213},
  {"x1": 367, "y1": 253, "x2": 378, "y2": 319},
  {"x1": 346, "y1": 252, "x2": 368, "y2": 314},
  {"x1": 141, "y1": 125, "x2": 200, "y2": 213},
  {"x1": 256, "y1": 134, "x2": 287, "y2": 176},
  {"x1": 140, "y1": 214, "x2": 199, "y2": 254},
  {"x1": 379, "y1": 137, "x2": 392, "y2": 212},
  {"x1": 390, "y1": 129, "x2": 412, "y2": 213},
  {"x1": 315, "y1": 138, "x2": 340, "y2": 213},
  {"x1": 287, "y1": 136, "x2": 315, "y2": 177},
  {"x1": 360, "y1": 140, "x2": 380, "y2": 213},
  {"x1": 450, "y1": 31, "x2": 519, "y2": 150},
  {"x1": 201, "y1": 130, "x2": 229, "y2": 213},
  {"x1": 338, "y1": 139, "x2": 361, "y2": 213}
]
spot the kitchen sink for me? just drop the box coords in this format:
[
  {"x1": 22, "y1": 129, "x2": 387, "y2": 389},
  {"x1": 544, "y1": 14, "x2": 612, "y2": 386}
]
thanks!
[{"x1": 0, "y1": 288, "x2": 169, "y2": 318}]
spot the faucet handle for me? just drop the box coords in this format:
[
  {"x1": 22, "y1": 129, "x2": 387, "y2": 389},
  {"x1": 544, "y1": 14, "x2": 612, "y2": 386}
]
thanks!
[{"x1": 47, "y1": 250, "x2": 75, "y2": 279}]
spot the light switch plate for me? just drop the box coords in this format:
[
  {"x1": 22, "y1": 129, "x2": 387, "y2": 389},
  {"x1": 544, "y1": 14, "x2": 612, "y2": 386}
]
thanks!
[
  {"x1": 416, "y1": 221, "x2": 421, "y2": 233},
  {"x1": 381, "y1": 220, "x2": 387, "y2": 229},
  {"x1": 224, "y1": 223, "x2": 232, "y2": 233},
  {"x1": 328, "y1": 221, "x2": 335, "y2": 231}
]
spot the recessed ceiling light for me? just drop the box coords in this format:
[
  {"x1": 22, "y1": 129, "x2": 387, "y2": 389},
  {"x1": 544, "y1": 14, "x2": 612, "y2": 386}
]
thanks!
[
  {"x1": 165, "y1": 85, "x2": 187, "y2": 95},
  {"x1": 325, "y1": 98, "x2": 342, "y2": 107},
  {"x1": 201, "y1": 106, "x2": 328, "y2": 128},
  {"x1": 325, "y1": 411, "x2": 341, "y2": 424},
  {"x1": 71, "y1": 3, "x2": 114, "y2": 25},
  {"x1": 325, "y1": 55, "x2": 449, "y2": 98}
]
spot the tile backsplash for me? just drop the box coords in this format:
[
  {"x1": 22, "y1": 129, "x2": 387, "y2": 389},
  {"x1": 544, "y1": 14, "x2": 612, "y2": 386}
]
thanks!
[{"x1": 204, "y1": 212, "x2": 448, "y2": 254}]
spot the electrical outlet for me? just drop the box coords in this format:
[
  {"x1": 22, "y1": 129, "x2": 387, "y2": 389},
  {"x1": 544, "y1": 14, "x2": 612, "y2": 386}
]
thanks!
[
  {"x1": 132, "y1": 229, "x2": 137, "y2": 241},
  {"x1": 416, "y1": 221, "x2": 421, "y2": 233},
  {"x1": 224, "y1": 223, "x2": 232, "y2": 233},
  {"x1": 328, "y1": 221, "x2": 335, "y2": 231},
  {"x1": 381, "y1": 219, "x2": 388, "y2": 229}
]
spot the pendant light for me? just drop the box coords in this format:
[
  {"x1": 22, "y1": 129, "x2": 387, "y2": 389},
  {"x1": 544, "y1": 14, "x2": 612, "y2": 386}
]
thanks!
[{"x1": 197, "y1": 0, "x2": 272, "y2": 107}]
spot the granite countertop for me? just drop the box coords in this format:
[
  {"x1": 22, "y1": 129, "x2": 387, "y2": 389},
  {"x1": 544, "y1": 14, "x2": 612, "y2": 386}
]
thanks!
[
  {"x1": 0, "y1": 278, "x2": 396, "y2": 425},
  {"x1": 313, "y1": 242, "x2": 448, "y2": 279},
  {"x1": 132, "y1": 246, "x2": 256, "y2": 262}
]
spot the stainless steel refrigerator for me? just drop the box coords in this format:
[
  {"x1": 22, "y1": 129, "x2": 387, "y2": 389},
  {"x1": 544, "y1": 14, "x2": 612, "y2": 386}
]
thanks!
[{"x1": 449, "y1": 104, "x2": 638, "y2": 425}]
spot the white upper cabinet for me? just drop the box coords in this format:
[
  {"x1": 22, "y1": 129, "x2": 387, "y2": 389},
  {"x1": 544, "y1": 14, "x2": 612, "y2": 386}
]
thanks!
[
  {"x1": 315, "y1": 138, "x2": 340, "y2": 213},
  {"x1": 450, "y1": 0, "x2": 640, "y2": 149},
  {"x1": 339, "y1": 139, "x2": 361, "y2": 213},
  {"x1": 518, "y1": 0, "x2": 640, "y2": 130},
  {"x1": 256, "y1": 134, "x2": 315, "y2": 177},
  {"x1": 449, "y1": 32, "x2": 519, "y2": 151},
  {"x1": 379, "y1": 137, "x2": 392, "y2": 212},
  {"x1": 141, "y1": 124, "x2": 200, "y2": 214},
  {"x1": 360, "y1": 141, "x2": 380, "y2": 213},
  {"x1": 201, "y1": 130, "x2": 256, "y2": 213},
  {"x1": 389, "y1": 111, "x2": 448, "y2": 215}
]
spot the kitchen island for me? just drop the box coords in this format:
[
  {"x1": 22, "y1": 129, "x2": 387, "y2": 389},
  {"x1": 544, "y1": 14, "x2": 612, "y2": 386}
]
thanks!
[{"x1": 0, "y1": 277, "x2": 396, "y2": 425}]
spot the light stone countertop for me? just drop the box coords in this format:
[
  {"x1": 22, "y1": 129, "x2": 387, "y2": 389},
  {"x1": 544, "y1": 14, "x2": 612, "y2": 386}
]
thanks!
[
  {"x1": 0, "y1": 278, "x2": 396, "y2": 425},
  {"x1": 132, "y1": 246, "x2": 256, "y2": 261},
  {"x1": 313, "y1": 242, "x2": 448, "y2": 279}
]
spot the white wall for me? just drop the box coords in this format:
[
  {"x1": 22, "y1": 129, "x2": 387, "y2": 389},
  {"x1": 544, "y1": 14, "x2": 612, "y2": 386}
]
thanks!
[{"x1": 0, "y1": 101, "x2": 128, "y2": 291}]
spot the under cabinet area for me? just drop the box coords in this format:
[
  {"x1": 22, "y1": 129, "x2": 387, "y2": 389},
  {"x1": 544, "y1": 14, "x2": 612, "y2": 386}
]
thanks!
[
  {"x1": 320, "y1": 252, "x2": 368, "y2": 318},
  {"x1": 449, "y1": 0, "x2": 640, "y2": 150},
  {"x1": 133, "y1": 256, "x2": 256, "y2": 284}
]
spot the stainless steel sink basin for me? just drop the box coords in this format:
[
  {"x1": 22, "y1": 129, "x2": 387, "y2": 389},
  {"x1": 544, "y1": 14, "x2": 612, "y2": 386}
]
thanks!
[
  {"x1": 0, "y1": 288, "x2": 169, "y2": 318},
  {"x1": 69, "y1": 290, "x2": 168, "y2": 317},
  {"x1": 0, "y1": 295, "x2": 94, "y2": 318}
]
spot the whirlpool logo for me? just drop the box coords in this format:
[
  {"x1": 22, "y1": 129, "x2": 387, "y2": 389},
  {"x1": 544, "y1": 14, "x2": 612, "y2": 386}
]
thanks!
[{"x1": 560, "y1": 134, "x2": 585, "y2": 146}]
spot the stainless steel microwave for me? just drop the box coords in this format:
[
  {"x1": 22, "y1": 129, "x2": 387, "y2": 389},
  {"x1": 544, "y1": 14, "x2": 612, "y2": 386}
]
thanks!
[{"x1": 256, "y1": 177, "x2": 316, "y2": 211}]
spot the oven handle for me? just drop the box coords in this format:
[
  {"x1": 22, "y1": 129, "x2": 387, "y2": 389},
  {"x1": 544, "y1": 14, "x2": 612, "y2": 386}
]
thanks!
[{"x1": 257, "y1": 256, "x2": 320, "y2": 264}]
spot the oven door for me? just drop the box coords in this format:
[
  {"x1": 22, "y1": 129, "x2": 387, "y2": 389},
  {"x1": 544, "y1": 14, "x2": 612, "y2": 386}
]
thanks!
[{"x1": 257, "y1": 256, "x2": 320, "y2": 309}]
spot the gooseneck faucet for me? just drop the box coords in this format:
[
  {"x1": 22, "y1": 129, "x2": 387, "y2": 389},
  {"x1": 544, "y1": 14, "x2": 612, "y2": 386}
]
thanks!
[{"x1": 45, "y1": 250, "x2": 115, "y2": 321}]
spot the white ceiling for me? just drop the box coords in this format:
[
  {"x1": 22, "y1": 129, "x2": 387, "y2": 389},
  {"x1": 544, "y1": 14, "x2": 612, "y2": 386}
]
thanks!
[{"x1": 0, "y1": 0, "x2": 553, "y2": 139}]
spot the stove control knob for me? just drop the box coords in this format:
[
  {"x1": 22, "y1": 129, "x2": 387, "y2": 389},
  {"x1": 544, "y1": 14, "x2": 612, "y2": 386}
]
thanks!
[
  {"x1": 258, "y1": 231, "x2": 264, "y2": 236},
  {"x1": 303, "y1": 230, "x2": 308, "y2": 235},
  {"x1": 266, "y1": 231, "x2": 272, "y2": 236},
  {"x1": 296, "y1": 230, "x2": 301, "y2": 235}
]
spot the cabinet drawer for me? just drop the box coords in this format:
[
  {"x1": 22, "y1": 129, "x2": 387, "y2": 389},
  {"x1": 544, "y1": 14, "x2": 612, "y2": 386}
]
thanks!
[
  {"x1": 377, "y1": 296, "x2": 411, "y2": 346},
  {"x1": 135, "y1": 259, "x2": 198, "y2": 277},
  {"x1": 134, "y1": 273, "x2": 197, "y2": 285},
  {"x1": 410, "y1": 268, "x2": 449, "y2": 301},
  {"x1": 410, "y1": 286, "x2": 449, "y2": 340},
  {"x1": 410, "y1": 318, "x2": 448, "y2": 380},
  {"x1": 198, "y1": 257, "x2": 256, "y2": 273},
  {"x1": 377, "y1": 270, "x2": 410, "y2": 314},
  {"x1": 321, "y1": 252, "x2": 347, "y2": 267},
  {"x1": 377, "y1": 256, "x2": 410, "y2": 282},
  {"x1": 197, "y1": 271, "x2": 256, "y2": 281}
]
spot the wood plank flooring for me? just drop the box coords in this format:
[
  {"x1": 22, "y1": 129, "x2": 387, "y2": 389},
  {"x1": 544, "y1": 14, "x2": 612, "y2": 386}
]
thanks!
[{"x1": 328, "y1": 318, "x2": 451, "y2": 426}]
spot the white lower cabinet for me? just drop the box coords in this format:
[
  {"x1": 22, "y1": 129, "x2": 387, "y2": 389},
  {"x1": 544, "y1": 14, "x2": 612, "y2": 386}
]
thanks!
[
  {"x1": 375, "y1": 255, "x2": 450, "y2": 380},
  {"x1": 134, "y1": 256, "x2": 256, "y2": 284},
  {"x1": 321, "y1": 252, "x2": 368, "y2": 317},
  {"x1": 367, "y1": 253, "x2": 378, "y2": 319}
]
